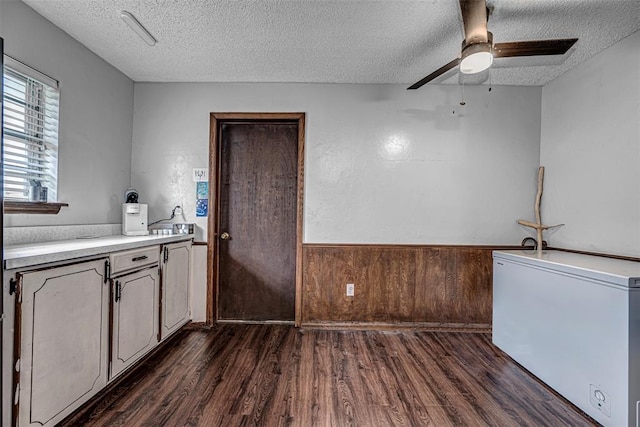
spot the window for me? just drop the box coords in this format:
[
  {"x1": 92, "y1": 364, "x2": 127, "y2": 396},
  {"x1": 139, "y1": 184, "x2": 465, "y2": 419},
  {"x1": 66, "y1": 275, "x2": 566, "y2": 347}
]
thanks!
[{"x1": 2, "y1": 56, "x2": 59, "y2": 202}]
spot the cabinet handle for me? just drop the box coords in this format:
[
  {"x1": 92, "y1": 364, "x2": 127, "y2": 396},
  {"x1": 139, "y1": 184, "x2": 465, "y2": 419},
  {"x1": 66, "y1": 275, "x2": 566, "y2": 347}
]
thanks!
[
  {"x1": 104, "y1": 260, "x2": 110, "y2": 283},
  {"x1": 163, "y1": 247, "x2": 169, "y2": 263},
  {"x1": 9, "y1": 278, "x2": 17, "y2": 295},
  {"x1": 115, "y1": 281, "x2": 122, "y2": 302},
  {"x1": 132, "y1": 255, "x2": 148, "y2": 262}
]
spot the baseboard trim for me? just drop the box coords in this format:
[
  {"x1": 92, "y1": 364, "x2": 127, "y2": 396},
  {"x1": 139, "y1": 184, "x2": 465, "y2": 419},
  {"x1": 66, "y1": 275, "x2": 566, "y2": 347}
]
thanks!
[
  {"x1": 216, "y1": 319, "x2": 296, "y2": 326},
  {"x1": 183, "y1": 321, "x2": 210, "y2": 329},
  {"x1": 300, "y1": 321, "x2": 491, "y2": 333}
]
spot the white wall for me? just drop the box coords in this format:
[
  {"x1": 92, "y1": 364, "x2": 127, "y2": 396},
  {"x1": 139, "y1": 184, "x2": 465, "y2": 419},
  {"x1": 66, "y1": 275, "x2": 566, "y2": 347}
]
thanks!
[
  {"x1": 132, "y1": 83, "x2": 542, "y2": 244},
  {"x1": 190, "y1": 245, "x2": 207, "y2": 322},
  {"x1": 1, "y1": 0, "x2": 134, "y2": 227},
  {"x1": 541, "y1": 30, "x2": 640, "y2": 258}
]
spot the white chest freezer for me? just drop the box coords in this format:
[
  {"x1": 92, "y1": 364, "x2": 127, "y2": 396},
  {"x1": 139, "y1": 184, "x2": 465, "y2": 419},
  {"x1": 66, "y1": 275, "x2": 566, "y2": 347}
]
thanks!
[{"x1": 493, "y1": 250, "x2": 640, "y2": 427}]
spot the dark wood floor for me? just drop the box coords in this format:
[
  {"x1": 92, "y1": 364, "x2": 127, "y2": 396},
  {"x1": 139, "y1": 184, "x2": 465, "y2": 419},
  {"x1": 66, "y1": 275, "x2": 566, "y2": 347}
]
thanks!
[{"x1": 63, "y1": 324, "x2": 597, "y2": 426}]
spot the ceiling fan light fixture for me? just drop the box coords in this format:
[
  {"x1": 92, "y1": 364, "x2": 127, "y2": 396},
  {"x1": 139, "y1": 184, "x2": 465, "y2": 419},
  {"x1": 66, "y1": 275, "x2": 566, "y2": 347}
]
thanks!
[{"x1": 460, "y1": 42, "x2": 493, "y2": 74}]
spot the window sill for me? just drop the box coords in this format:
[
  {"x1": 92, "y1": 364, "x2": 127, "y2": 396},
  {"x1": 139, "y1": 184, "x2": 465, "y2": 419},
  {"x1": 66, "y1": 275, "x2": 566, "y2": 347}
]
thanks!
[{"x1": 4, "y1": 201, "x2": 69, "y2": 214}]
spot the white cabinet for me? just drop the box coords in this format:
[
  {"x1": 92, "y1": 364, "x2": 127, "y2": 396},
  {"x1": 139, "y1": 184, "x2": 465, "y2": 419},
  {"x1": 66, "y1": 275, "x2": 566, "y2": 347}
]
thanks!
[
  {"x1": 3, "y1": 238, "x2": 192, "y2": 426},
  {"x1": 160, "y1": 241, "x2": 191, "y2": 340},
  {"x1": 110, "y1": 266, "x2": 160, "y2": 380},
  {"x1": 16, "y1": 259, "x2": 109, "y2": 427}
]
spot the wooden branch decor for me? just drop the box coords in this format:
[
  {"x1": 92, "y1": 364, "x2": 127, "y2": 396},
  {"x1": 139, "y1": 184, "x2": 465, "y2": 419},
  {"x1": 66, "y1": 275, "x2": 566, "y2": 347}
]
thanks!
[{"x1": 517, "y1": 166, "x2": 564, "y2": 254}]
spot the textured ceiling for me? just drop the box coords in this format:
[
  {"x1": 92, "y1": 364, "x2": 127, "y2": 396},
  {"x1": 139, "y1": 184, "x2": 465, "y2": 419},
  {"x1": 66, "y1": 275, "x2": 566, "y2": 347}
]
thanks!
[{"x1": 19, "y1": 0, "x2": 640, "y2": 86}]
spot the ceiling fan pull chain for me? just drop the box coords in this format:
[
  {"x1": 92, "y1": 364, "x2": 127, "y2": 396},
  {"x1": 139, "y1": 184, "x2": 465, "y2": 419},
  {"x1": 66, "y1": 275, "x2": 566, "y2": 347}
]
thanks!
[{"x1": 460, "y1": 82, "x2": 466, "y2": 106}]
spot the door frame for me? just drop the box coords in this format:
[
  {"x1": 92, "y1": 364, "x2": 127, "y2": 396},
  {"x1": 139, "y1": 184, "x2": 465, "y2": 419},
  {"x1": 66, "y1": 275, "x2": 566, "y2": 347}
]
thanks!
[{"x1": 207, "y1": 113, "x2": 305, "y2": 327}]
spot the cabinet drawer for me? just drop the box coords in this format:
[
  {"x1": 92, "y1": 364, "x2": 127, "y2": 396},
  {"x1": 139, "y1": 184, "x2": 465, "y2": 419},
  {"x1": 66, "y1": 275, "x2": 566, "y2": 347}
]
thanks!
[{"x1": 110, "y1": 246, "x2": 160, "y2": 275}]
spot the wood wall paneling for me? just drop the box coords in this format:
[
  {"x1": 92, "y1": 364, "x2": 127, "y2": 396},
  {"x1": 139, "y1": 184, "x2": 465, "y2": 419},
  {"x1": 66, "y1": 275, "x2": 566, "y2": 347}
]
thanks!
[{"x1": 302, "y1": 245, "x2": 511, "y2": 327}]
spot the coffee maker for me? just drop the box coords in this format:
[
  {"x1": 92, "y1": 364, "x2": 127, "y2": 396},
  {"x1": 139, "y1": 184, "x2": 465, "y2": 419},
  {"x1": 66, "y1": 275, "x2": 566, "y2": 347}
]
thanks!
[{"x1": 122, "y1": 188, "x2": 149, "y2": 236}]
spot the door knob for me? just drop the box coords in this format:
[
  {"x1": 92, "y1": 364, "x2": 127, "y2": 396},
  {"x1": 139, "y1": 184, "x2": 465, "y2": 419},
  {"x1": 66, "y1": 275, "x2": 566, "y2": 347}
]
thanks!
[{"x1": 220, "y1": 232, "x2": 230, "y2": 240}]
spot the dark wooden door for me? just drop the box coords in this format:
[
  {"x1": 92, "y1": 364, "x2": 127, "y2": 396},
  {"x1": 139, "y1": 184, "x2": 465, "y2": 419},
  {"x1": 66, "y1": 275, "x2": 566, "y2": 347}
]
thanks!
[{"x1": 218, "y1": 122, "x2": 298, "y2": 321}]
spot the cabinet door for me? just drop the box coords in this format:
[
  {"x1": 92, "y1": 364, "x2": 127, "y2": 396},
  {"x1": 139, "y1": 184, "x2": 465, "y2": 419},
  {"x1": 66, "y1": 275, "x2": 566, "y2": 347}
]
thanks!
[
  {"x1": 161, "y1": 241, "x2": 191, "y2": 340},
  {"x1": 3, "y1": 270, "x2": 18, "y2": 427},
  {"x1": 111, "y1": 267, "x2": 159, "y2": 380},
  {"x1": 17, "y1": 259, "x2": 109, "y2": 427}
]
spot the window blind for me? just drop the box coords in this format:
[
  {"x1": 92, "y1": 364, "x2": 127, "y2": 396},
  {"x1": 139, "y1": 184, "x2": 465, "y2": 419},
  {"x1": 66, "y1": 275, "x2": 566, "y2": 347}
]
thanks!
[{"x1": 2, "y1": 56, "x2": 59, "y2": 201}]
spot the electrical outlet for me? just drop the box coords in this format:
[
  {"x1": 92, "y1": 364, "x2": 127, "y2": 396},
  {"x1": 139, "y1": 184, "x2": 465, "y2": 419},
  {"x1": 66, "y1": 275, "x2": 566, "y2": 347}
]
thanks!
[{"x1": 346, "y1": 283, "x2": 355, "y2": 297}]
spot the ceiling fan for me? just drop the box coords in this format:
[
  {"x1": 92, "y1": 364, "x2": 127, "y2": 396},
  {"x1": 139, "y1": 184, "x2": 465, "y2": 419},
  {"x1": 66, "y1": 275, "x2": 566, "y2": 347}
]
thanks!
[{"x1": 407, "y1": 0, "x2": 578, "y2": 89}]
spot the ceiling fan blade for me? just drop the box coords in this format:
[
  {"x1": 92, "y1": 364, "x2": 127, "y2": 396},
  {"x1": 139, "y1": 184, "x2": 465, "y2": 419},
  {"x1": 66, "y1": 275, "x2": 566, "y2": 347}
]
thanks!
[
  {"x1": 407, "y1": 58, "x2": 461, "y2": 90},
  {"x1": 493, "y1": 38, "x2": 578, "y2": 58},
  {"x1": 460, "y1": 0, "x2": 489, "y2": 43}
]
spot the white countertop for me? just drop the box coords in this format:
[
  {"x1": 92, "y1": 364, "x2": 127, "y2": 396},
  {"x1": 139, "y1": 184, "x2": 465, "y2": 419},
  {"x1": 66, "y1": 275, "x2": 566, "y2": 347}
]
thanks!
[
  {"x1": 493, "y1": 250, "x2": 640, "y2": 287},
  {"x1": 4, "y1": 234, "x2": 194, "y2": 270}
]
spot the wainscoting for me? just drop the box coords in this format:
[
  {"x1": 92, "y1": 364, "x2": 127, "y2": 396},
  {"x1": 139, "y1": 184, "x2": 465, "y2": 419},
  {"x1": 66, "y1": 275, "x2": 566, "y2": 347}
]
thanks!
[{"x1": 302, "y1": 244, "x2": 521, "y2": 330}]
